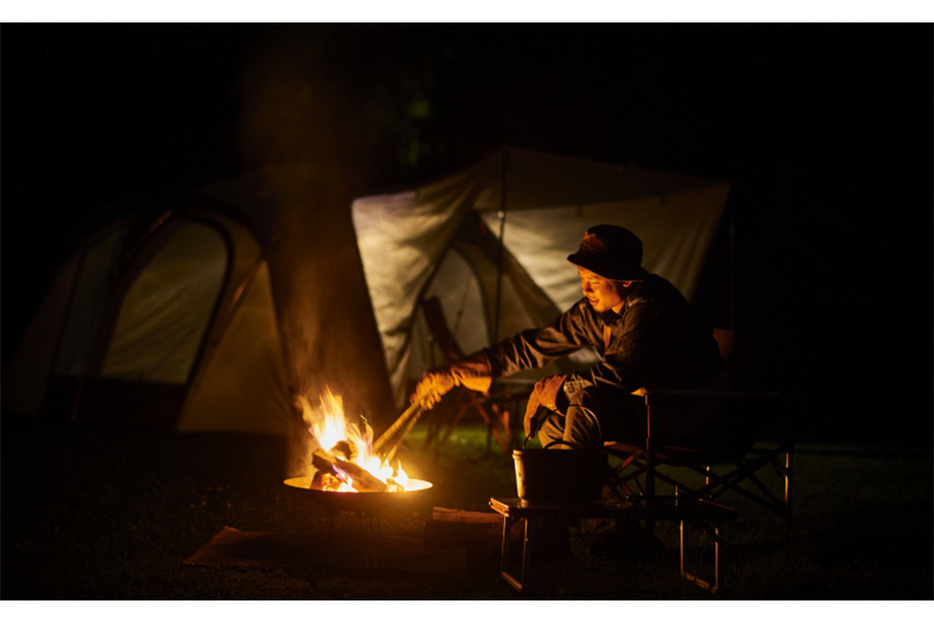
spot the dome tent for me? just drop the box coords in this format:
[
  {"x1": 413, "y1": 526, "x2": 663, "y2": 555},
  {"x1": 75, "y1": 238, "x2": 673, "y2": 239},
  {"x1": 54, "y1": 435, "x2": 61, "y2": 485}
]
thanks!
[{"x1": 3, "y1": 166, "x2": 396, "y2": 443}]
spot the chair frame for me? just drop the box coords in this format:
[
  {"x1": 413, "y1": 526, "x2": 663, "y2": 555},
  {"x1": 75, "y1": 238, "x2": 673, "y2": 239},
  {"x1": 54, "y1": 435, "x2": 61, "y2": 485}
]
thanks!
[
  {"x1": 606, "y1": 388, "x2": 793, "y2": 538},
  {"x1": 605, "y1": 326, "x2": 793, "y2": 539}
]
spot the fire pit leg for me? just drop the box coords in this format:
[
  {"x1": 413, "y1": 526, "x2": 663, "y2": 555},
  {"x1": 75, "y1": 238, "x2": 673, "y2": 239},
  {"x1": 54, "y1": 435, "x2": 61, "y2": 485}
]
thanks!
[
  {"x1": 363, "y1": 521, "x2": 378, "y2": 568},
  {"x1": 353, "y1": 512, "x2": 381, "y2": 569},
  {"x1": 322, "y1": 510, "x2": 384, "y2": 568}
]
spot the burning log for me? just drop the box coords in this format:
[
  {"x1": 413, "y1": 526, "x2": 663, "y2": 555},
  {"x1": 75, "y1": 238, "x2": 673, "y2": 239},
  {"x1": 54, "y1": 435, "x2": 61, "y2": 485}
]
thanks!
[
  {"x1": 331, "y1": 440, "x2": 357, "y2": 462},
  {"x1": 311, "y1": 447, "x2": 389, "y2": 493},
  {"x1": 311, "y1": 469, "x2": 345, "y2": 490}
]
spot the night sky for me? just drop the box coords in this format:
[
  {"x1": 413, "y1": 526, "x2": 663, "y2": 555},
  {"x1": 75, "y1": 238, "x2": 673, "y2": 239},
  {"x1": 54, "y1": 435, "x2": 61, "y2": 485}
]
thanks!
[{"x1": 2, "y1": 23, "x2": 931, "y2": 442}]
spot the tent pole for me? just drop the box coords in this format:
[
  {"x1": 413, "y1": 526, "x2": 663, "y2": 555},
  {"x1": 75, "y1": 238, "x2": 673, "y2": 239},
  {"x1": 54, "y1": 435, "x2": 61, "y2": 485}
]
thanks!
[{"x1": 492, "y1": 148, "x2": 509, "y2": 343}]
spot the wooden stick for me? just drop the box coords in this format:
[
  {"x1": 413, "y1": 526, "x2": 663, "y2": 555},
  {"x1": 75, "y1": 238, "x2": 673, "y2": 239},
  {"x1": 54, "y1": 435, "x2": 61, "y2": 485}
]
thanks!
[
  {"x1": 381, "y1": 407, "x2": 425, "y2": 464},
  {"x1": 372, "y1": 398, "x2": 427, "y2": 457}
]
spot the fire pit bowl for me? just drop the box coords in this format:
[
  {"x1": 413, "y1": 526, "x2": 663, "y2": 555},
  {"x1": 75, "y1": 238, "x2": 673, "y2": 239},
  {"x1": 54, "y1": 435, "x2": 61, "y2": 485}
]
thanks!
[{"x1": 284, "y1": 472, "x2": 434, "y2": 515}]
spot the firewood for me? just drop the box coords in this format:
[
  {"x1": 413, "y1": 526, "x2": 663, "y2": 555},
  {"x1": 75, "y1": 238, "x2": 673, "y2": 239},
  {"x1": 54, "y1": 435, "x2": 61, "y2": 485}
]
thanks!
[
  {"x1": 311, "y1": 469, "x2": 345, "y2": 491},
  {"x1": 330, "y1": 440, "x2": 357, "y2": 461},
  {"x1": 311, "y1": 454, "x2": 353, "y2": 490},
  {"x1": 311, "y1": 448, "x2": 389, "y2": 493}
]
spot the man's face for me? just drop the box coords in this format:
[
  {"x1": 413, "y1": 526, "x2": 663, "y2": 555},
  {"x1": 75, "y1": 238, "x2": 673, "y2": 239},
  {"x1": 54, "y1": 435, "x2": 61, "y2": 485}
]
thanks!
[{"x1": 578, "y1": 267, "x2": 628, "y2": 313}]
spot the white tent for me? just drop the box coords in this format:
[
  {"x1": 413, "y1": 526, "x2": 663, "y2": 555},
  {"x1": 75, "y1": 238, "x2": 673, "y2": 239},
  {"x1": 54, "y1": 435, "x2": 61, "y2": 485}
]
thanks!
[
  {"x1": 3, "y1": 166, "x2": 396, "y2": 447},
  {"x1": 352, "y1": 148, "x2": 732, "y2": 407}
]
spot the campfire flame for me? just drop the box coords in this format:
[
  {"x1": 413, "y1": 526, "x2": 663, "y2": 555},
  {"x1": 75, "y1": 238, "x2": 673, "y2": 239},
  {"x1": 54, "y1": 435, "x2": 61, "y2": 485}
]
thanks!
[{"x1": 299, "y1": 389, "x2": 411, "y2": 492}]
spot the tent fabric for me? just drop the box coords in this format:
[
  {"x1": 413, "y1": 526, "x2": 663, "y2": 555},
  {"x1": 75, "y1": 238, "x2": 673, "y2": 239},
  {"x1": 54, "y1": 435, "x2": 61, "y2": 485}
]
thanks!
[
  {"x1": 177, "y1": 260, "x2": 292, "y2": 435},
  {"x1": 352, "y1": 148, "x2": 731, "y2": 407},
  {"x1": 101, "y1": 221, "x2": 227, "y2": 384},
  {"x1": 52, "y1": 222, "x2": 129, "y2": 377},
  {"x1": 1, "y1": 247, "x2": 84, "y2": 416}
]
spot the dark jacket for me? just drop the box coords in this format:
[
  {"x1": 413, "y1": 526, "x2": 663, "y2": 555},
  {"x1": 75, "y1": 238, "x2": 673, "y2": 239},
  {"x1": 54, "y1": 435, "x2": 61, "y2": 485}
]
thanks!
[{"x1": 485, "y1": 274, "x2": 724, "y2": 404}]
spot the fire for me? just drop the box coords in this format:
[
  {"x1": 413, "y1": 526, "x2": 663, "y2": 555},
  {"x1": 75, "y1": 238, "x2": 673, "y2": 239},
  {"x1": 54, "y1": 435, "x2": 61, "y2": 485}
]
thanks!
[{"x1": 299, "y1": 389, "x2": 411, "y2": 492}]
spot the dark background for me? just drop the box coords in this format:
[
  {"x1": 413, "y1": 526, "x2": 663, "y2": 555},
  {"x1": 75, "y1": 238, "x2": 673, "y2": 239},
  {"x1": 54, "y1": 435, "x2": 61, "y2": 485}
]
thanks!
[{"x1": 2, "y1": 23, "x2": 932, "y2": 444}]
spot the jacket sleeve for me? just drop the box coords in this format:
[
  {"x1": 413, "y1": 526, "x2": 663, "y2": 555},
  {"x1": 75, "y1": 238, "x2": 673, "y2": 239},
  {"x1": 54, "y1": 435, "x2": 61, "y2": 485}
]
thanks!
[{"x1": 485, "y1": 300, "x2": 596, "y2": 377}]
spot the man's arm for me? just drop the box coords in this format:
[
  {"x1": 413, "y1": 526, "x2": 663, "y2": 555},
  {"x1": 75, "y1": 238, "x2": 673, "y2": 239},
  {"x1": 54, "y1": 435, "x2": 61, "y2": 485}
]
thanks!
[{"x1": 486, "y1": 299, "x2": 596, "y2": 377}]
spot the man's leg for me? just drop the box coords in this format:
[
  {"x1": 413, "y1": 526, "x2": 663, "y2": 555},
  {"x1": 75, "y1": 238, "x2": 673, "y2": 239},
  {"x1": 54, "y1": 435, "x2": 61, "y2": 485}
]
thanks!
[
  {"x1": 537, "y1": 392, "x2": 648, "y2": 449},
  {"x1": 537, "y1": 405, "x2": 602, "y2": 449}
]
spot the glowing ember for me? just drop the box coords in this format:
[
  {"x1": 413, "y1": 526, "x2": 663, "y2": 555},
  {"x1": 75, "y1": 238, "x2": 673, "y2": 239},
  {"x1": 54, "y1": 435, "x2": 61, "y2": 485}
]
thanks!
[{"x1": 299, "y1": 389, "x2": 411, "y2": 492}]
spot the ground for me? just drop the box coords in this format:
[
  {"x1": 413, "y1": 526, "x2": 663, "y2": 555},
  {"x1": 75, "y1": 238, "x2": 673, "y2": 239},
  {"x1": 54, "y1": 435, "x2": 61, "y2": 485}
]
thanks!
[{"x1": 1, "y1": 413, "x2": 932, "y2": 600}]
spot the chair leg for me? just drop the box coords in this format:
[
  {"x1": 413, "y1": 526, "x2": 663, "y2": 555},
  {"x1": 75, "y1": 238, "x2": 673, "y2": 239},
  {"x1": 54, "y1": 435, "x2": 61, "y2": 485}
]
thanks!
[
  {"x1": 429, "y1": 393, "x2": 514, "y2": 455},
  {"x1": 486, "y1": 402, "x2": 512, "y2": 452},
  {"x1": 604, "y1": 465, "x2": 638, "y2": 499},
  {"x1": 680, "y1": 519, "x2": 723, "y2": 594}
]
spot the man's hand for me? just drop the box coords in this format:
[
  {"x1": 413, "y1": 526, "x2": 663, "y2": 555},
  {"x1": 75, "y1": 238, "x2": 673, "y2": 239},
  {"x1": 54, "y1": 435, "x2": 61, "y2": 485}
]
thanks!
[
  {"x1": 523, "y1": 391, "x2": 543, "y2": 438},
  {"x1": 523, "y1": 374, "x2": 569, "y2": 438},
  {"x1": 412, "y1": 368, "x2": 457, "y2": 409},
  {"x1": 410, "y1": 352, "x2": 494, "y2": 410}
]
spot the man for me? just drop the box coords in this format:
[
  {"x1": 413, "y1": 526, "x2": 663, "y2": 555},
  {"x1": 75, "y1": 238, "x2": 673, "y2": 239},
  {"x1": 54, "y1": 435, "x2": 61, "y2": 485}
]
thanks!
[{"x1": 412, "y1": 224, "x2": 724, "y2": 450}]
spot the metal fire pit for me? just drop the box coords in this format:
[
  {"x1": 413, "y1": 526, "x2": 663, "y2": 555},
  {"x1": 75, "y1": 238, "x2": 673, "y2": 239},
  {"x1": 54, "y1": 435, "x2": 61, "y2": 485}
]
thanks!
[
  {"x1": 286, "y1": 398, "x2": 434, "y2": 516},
  {"x1": 283, "y1": 472, "x2": 434, "y2": 515}
]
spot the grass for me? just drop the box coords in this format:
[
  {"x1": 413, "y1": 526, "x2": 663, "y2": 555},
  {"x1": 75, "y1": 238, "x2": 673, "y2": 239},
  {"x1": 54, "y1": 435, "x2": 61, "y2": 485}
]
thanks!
[{"x1": 1, "y1": 413, "x2": 932, "y2": 600}]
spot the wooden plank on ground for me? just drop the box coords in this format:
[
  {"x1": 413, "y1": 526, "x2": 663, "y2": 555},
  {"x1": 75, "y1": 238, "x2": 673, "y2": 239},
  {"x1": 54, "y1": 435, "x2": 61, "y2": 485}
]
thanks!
[{"x1": 424, "y1": 507, "x2": 507, "y2": 548}]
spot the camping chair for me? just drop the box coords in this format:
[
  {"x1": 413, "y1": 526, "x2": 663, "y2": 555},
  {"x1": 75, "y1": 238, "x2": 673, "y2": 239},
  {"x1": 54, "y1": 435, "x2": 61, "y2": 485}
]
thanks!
[
  {"x1": 420, "y1": 296, "x2": 531, "y2": 453},
  {"x1": 604, "y1": 329, "x2": 794, "y2": 538}
]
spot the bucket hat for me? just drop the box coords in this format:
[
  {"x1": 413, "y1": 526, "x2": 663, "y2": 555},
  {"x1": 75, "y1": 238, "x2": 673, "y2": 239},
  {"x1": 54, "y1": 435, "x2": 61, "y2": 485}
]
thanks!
[{"x1": 567, "y1": 225, "x2": 649, "y2": 281}]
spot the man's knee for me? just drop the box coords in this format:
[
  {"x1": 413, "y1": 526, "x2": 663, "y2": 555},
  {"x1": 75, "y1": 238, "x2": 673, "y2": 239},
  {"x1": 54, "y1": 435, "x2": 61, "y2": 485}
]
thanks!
[
  {"x1": 535, "y1": 405, "x2": 602, "y2": 450},
  {"x1": 536, "y1": 410, "x2": 566, "y2": 448},
  {"x1": 564, "y1": 405, "x2": 603, "y2": 449}
]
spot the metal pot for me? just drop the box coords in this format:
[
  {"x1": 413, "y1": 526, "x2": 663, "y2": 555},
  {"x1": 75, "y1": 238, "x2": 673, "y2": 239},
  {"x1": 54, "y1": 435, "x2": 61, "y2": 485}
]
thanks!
[{"x1": 513, "y1": 445, "x2": 607, "y2": 504}]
